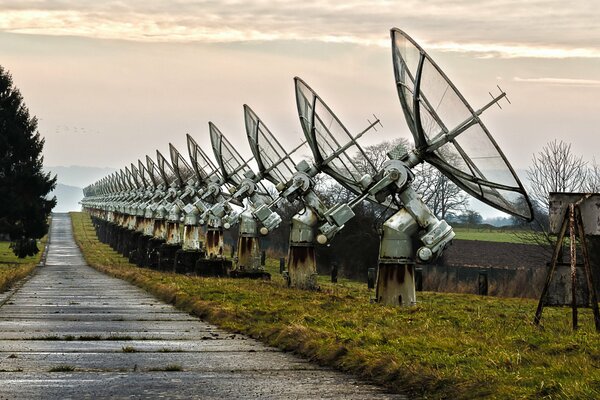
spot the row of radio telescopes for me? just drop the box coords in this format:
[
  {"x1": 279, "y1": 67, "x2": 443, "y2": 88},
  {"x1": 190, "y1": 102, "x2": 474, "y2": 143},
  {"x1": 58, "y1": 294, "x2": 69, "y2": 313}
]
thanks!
[{"x1": 82, "y1": 28, "x2": 533, "y2": 306}]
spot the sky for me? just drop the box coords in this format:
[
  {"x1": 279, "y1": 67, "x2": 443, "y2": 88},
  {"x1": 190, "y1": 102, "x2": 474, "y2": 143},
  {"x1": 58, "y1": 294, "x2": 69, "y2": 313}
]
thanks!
[{"x1": 1, "y1": 1, "x2": 599, "y2": 215}]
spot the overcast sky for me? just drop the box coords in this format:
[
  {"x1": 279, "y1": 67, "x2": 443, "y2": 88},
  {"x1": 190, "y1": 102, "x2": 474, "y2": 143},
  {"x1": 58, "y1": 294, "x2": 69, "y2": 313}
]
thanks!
[{"x1": 1, "y1": 1, "x2": 599, "y2": 183}]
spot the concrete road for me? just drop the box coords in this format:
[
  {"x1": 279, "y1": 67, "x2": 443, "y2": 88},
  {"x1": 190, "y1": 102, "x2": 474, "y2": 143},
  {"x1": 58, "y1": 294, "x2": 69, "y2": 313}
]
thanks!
[{"x1": 0, "y1": 214, "x2": 405, "y2": 399}]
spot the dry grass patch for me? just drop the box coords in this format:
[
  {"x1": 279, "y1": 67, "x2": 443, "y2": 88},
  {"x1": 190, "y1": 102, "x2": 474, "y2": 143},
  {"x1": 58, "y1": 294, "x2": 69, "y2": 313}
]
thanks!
[{"x1": 0, "y1": 239, "x2": 45, "y2": 293}]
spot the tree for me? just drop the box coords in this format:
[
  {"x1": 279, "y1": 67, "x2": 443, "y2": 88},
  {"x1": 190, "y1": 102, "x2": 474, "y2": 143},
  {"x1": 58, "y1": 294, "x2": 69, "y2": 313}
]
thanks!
[
  {"x1": 511, "y1": 140, "x2": 591, "y2": 260},
  {"x1": 459, "y1": 210, "x2": 483, "y2": 225},
  {"x1": 353, "y1": 138, "x2": 469, "y2": 220},
  {"x1": 584, "y1": 158, "x2": 600, "y2": 193},
  {"x1": 412, "y1": 162, "x2": 470, "y2": 220},
  {"x1": 0, "y1": 65, "x2": 56, "y2": 257},
  {"x1": 527, "y1": 139, "x2": 587, "y2": 210}
]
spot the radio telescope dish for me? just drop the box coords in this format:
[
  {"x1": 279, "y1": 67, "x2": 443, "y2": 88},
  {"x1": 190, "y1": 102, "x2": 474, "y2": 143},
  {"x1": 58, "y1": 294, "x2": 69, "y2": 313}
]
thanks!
[
  {"x1": 137, "y1": 160, "x2": 153, "y2": 188},
  {"x1": 296, "y1": 77, "x2": 379, "y2": 196},
  {"x1": 209, "y1": 122, "x2": 254, "y2": 187},
  {"x1": 169, "y1": 143, "x2": 195, "y2": 186},
  {"x1": 156, "y1": 150, "x2": 177, "y2": 186},
  {"x1": 186, "y1": 134, "x2": 222, "y2": 184},
  {"x1": 130, "y1": 163, "x2": 145, "y2": 188},
  {"x1": 295, "y1": 77, "x2": 397, "y2": 210},
  {"x1": 146, "y1": 155, "x2": 163, "y2": 188},
  {"x1": 209, "y1": 122, "x2": 274, "y2": 201},
  {"x1": 244, "y1": 104, "x2": 297, "y2": 187},
  {"x1": 118, "y1": 169, "x2": 131, "y2": 190},
  {"x1": 391, "y1": 28, "x2": 532, "y2": 220},
  {"x1": 123, "y1": 166, "x2": 136, "y2": 189}
]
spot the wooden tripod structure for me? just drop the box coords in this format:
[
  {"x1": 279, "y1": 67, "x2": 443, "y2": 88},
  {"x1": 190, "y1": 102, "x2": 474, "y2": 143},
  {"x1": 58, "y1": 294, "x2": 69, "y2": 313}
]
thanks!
[{"x1": 534, "y1": 201, "x2": 600, "y2": 331}]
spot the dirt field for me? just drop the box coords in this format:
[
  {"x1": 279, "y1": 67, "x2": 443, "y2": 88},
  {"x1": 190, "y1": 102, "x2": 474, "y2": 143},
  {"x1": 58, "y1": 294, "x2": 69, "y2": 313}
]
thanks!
[{"x1": 439, "y1": 239, "x2": 549, "y2": 270}]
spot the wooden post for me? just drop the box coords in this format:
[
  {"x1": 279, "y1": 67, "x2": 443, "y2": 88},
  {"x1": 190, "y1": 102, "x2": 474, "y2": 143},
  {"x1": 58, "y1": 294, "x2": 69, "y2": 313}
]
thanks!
[
  {"x1": 575, "y1": 207, "x2": 600, "y2": 332},
  {"x1": 534, "y1": 208, "x2": 569, "y2": 325},
  {"x1": 535, "y1": 202, "x2": 600, "y2": 332},
  {"x1": 415, "y1": 267, "x2": 423, "y2": 292},
  {"x1": 331, "y1": 262, "x2": 338, "y2": 283},
  {"x1": 478, "y1": 270, "x2": 488, "y2": 296},
  {"x1": 279, "y1": 257, "x2": 285, "y2": 274},
  {"x1": 569, "y1": 204, "x2": 578, "y2": 330},
  {"x1": 367, "y1": 268, "x2": 375, "y2": 289}
]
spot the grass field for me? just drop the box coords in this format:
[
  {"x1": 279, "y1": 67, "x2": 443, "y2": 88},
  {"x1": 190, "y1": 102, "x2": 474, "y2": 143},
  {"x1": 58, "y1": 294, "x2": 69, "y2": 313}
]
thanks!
[
  {"x1": 453, "y1": 227, "x2": 543, "y2": 244},
  {"x1": 0, "y1": 239, "x2": 45, "y2": 293},
  {"x1": 71, "y1": 212, "x2": 599, "y2": 399}
]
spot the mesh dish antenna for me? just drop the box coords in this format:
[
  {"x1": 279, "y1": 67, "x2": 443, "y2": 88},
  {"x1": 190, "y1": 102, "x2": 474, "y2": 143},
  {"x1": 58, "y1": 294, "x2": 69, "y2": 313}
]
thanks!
[
  {"x1": 123, "y1": 166, "x2": 136, "y2": 189},
  {"x1": 295, "y1": 77, "x2": 395, "y2": 209},
  {"x1": 186, "y1": 134, "x2": 222, "y2": 184},
  {"x1": 130, "y1": 163, "x2": 145, "y2": 188},
  {"x1": 245, "y1": 104, "x2": 298, "y2": 188},
  {"x1": 146, "y1": 155, "x2": 163, "y2": 188},
  {"x1": 137, "y1": 160, "x2": 153, "y2": 188},
  {"x1": 296, "y1": 77, "x2": 379, "y2": 196},
  {"x1": 156, "y1": 150, "x2": 177, "y2": 187},
  {"x1": 169, "y1": 143, "x2": 196, "y2": 187},
  {"x1": 209, "y1": 122, "x2": 253, "y2": 187},
  {"x1": 391, "y1": 28, "x2": 533, "y2": 221},
  {"x1": 209, "y1": 122, "x2": 274, "y2": 201},
  {"x1": 117, "y1": 169, "x2": 129, "y2": 191}
]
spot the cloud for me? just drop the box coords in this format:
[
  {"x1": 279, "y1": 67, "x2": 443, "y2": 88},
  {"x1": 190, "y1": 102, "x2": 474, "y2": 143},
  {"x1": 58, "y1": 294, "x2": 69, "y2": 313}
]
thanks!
[
  {"x1": 426, "y1": 42, "x2": 600, "y2": 59},
  {"x1": 514, "y1": 77, "x2": 600, "y2": 87},
  {"x1": 0, "y1": 0, "x2": 598, "y2": 59}
]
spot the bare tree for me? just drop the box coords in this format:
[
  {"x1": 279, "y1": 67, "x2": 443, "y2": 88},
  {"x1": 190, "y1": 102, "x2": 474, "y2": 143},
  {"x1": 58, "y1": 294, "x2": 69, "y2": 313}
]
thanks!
[
  {"x1": 353, "y1": 138, "x2": 469, "y2": 220},
  {"x1": 512, "y1": 140, "x2": 588, "y2": 260},
  {"x1": 527, "y1": 140, "x2": 588, "y2": 209},
  {"x1": 412, "y1": 162, "x2": 470, "y2": 220},
  {"x1": 584, "y1": 158, "x2": 600, "y2": 193}
]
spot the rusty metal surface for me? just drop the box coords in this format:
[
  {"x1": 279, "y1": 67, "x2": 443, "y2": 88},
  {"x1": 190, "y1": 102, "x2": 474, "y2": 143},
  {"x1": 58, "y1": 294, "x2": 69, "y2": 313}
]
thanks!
[
  {"x1": 205, "y1": 229, "x2": 224, "y2": 258},
  {"x1": 166, "y1": 222, "x2": 182, "y2": 245},
  {"x1": 236, "y1": 236, "x2": 260, "y2": 271},
  {"x1": 182, "y1": 225, "x2": 201, "y2": 251},
  {"x1": 375, "y1": 264, "x2": 416, "y2": 306},
  {"x1": 287, "y1": 246, "x2": 318, "y2": 290},
  {"x1": 549, "y1": 192, "x2": 600, "y2": 235},
  {"x1": 153, "y1": 220, "x2": 167, "y2": 240}
]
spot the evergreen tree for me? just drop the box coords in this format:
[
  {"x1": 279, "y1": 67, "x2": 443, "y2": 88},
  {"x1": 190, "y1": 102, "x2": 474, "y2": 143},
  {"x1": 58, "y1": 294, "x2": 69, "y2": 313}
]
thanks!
[{"x1": 0, "y1": 65, "x2": 56, "y2": 257}]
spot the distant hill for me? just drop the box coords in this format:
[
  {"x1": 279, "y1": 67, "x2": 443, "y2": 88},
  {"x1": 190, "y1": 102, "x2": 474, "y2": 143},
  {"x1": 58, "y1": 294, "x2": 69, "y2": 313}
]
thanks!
[
  {"x1": 44, "y1": 165, "x2": 116, "y2": 213},
  {"x1": 45, "y1": 165, "x2": 116, "y2": 188},
  {"x1": 50, "y1": 183, "x2": 83, "y2": 212}
]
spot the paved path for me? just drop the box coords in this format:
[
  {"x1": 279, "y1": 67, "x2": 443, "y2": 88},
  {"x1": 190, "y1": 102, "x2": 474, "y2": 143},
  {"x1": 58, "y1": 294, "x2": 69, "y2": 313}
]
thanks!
[{"x1": 0, "y1": 214, "x2": 404, "y2": 399}]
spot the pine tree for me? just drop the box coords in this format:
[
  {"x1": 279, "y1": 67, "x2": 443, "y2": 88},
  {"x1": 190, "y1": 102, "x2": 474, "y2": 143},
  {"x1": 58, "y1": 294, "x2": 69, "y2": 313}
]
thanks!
[{"x1": 0, "y1": 65, "x2": 56, "y2": 257}]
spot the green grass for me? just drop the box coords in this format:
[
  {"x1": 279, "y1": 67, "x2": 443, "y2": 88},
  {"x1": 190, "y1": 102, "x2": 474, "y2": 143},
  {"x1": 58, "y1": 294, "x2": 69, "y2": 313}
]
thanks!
[
  {"x1": 70, "y1": 212, "x2": 600, "y2": 399},
  {"x1": 453, "y1": 227, "x2": 542, "y2": 244},
  {"x1": 0, "y1": 239, "x2": 45, "y2": 293}
]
